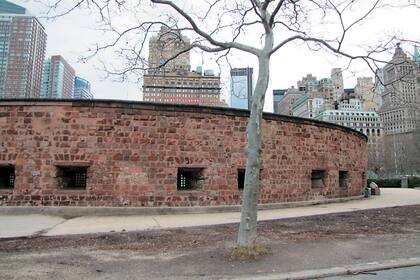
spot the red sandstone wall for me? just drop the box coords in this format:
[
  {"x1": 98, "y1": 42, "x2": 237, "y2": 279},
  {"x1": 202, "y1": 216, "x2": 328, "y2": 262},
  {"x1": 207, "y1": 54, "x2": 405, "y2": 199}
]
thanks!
[{"x1": 0, "y1": 100, "x2": 368, "y2": 207}]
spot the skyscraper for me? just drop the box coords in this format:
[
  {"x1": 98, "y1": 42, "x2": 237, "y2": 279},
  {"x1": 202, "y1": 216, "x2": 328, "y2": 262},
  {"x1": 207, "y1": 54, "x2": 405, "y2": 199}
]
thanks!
[
  {"x1": 374, "y1": 68, "x2": 384, "y2": 109},
  {"x1": 40, "y1": 58, "x2": 51, "y2": 97},
  {"x1": 143, "y1": 27, "x2": 222, "y2": 106},
  {"x1": 380, "y1": 44, "x2": 419, "y2": 135},
  {"x1": 354, "y1": 77, "x2": 377, "y2": 112},
  {"x1": 0, "y1": 1, "x2": 46, "y2": 98},
  {"x1": 379, "y1": 44, "x2": 420, "y2": 175},
  {"x1": 230, "y1": 67, "x2": 253, "y2": 110},
  {"x1": 73, "y1": 76, "x2": 93, "y2": 99},
  {"x1": 272, "y1": 89, "x2": 287, "y2": 114},
  {"x1": 148, "y1": 26, "x2": 190, "y2": 75},
  {"x1": 331, "y1": 68, "x2": 344, "y2": 101},
  {"x1": 41, "y1": 55, "x2": 75, "y2": 98}
]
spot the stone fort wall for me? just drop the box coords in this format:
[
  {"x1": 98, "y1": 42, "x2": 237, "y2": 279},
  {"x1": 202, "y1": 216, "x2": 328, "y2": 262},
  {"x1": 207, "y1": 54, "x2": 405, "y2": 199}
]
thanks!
[{"x1": 0, "y1": 100, "x2": 367, "y2": 207}]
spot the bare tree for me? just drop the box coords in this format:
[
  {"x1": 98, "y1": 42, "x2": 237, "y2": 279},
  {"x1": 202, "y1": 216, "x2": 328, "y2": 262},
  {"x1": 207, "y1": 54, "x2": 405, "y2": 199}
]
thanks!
[{"x1": 44, "y1": 0, "x2": 419, "y2": 248}]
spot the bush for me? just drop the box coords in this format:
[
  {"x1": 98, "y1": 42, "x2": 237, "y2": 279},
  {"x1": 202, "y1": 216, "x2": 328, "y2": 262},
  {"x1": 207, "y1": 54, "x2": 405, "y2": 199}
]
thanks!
[
  {"x1": 408, "y1": 177, "x2": 420, "y2": 188},
  {"x1": 368, "y1": 178, "x2": 401, "y2": 188},
  {"x1": 368, "y1": 177, "x2": 420, "y2": 188}
]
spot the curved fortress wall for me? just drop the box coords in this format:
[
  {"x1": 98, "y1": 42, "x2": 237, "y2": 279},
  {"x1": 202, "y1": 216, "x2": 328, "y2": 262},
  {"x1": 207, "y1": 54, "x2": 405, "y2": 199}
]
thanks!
[{"x1": 0, "y1": 100, "x2": 368, "y2": 207}]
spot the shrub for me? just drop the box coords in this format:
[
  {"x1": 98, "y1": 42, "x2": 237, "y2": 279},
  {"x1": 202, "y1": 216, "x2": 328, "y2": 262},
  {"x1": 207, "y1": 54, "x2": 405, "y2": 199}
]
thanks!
[
  {"x1": 368, "y1": 177, "x2": 420, "y2": 188},
  {"x1": 368, "y1": 178, "x2": 401, "y2": 188},
  {"x1": 408, "y1": 177, "x2": 420, "y2": 188}
]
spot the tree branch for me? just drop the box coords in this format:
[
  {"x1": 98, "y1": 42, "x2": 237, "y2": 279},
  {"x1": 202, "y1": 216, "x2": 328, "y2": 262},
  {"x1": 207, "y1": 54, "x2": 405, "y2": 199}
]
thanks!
[{"x1": 151, "y1": 0, "x2": 261, "y2": 55}]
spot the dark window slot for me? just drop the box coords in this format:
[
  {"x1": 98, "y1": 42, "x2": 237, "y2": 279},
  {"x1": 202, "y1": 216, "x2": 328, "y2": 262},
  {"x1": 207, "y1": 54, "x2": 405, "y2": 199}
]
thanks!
[
  {"x1": 177, "y1": 168, "x2": 205, "y2": 191},
  {"x1": 237, "y1": 169, "x2": 245, "y2": 190},
  {"x1": 311, "y1": 170, "x2": 326, "y2": 189},
  {"x1": 339, "y1": 171, "x2": 349, "y2": 189},
  {"x1": 0, "y1": 165, "x2": 15, "y2": 189}
]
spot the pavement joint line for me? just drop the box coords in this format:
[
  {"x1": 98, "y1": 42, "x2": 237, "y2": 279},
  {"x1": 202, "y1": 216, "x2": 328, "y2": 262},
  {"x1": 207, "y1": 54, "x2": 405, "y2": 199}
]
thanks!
[
  {"x1": 225, "y1": 257, "x2": 420, "y2": 280},
  {"x1": 32, "y1": 219, "x2": 68, "y2": 238},
  {"x1": 151, "y1": 216, "x2": 161, "y2": 228}
]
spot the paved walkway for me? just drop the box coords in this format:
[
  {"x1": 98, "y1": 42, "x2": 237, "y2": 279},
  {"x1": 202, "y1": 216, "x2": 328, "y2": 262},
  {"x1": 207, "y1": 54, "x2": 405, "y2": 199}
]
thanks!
[
  {"x1": 1, "y1": 188, "x2": 419, "y2": 238},
  {"x1": 0, "y1": 215, "x2": 63, "y2": 239}
]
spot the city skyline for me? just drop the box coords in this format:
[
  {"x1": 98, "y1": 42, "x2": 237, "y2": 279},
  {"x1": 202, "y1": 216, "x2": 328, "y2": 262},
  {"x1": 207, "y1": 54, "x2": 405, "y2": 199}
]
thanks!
[
  {"x1": 275, "y1": 44, "x2": 420, "y2": 176},
  {"x1": 8, "y1": 0, "x2": 420, "y2": 112}
]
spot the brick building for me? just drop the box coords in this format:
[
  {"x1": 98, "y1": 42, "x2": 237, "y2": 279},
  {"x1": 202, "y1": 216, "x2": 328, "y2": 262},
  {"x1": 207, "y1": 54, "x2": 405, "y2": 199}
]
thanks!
[
  {"x1": 143, "y1": 27, "x2": 222, "y2": 106},
  {"x1": 143, "y1": 71, "x2": 222, "y2": 106},
  {"x1": 0, "y1": 100, "x2": 368, "y2": 207}
]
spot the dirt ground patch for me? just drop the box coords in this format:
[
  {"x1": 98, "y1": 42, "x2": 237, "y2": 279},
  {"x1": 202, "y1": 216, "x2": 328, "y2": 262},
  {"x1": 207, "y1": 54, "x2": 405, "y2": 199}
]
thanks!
[{"x1": 2, "y1": 205, "x2": 420, "y2": 254}]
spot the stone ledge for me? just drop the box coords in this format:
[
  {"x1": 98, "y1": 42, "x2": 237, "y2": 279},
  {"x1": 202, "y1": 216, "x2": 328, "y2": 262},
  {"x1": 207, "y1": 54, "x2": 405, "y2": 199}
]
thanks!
[{"x1": 0, "y1": 195, "x2": 364, "y2": 218}]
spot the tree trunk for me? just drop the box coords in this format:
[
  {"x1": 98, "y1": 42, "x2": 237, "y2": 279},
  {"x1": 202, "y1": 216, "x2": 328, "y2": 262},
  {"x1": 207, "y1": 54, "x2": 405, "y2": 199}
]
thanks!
[{"x1": 237, "y1": 53, "x2": 271, "y2": 247}]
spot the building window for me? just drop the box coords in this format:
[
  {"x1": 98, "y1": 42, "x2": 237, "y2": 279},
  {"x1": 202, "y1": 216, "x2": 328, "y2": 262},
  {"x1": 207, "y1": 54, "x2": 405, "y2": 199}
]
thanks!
[
  {"x1": 237, "y1": 169, "x2": 245, "y2": 191},
  {"x1": 0, "y1": 165, "x2": 15, "y2": 189},
  {"x1": 177, "y1": 168, "x2": 205, "y2": 191},
  {"x1": 57, "y1": 166, "x2": 88, "y2": 190},
  {"x1": 311, "y1": 170, "x2": 326, "y2": 189},
  {"x1": 339, "y1": 171, "x2": 349, "y2": 189}
]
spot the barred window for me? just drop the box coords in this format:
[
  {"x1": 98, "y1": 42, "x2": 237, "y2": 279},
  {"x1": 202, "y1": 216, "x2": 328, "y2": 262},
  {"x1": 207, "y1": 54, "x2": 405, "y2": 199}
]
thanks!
[
  {"x1": 0, "y1": 165, "x2": 15, "y2": 189},
  {"x1": 57, "y1": 166, "x2": 88, "y2": 190},
  {"x1": 177, "y1": 168, "x2": 205, "y2": 191}
]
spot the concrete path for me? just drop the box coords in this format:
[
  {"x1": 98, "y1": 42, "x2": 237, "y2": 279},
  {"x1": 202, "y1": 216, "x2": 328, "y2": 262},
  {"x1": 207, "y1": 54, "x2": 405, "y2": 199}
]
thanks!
[
  {"x1": 0, "y1": 215, "x2": 64, "y2": 238},
  {"x1": 1, "y1": 188, "x2": 419, "y2": 238}
]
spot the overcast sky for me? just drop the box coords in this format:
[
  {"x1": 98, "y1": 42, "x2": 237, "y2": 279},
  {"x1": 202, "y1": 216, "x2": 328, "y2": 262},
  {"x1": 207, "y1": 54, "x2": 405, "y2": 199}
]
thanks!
[{"x1": 14, "y1": 0, "x2": 420, "y2": 112}]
